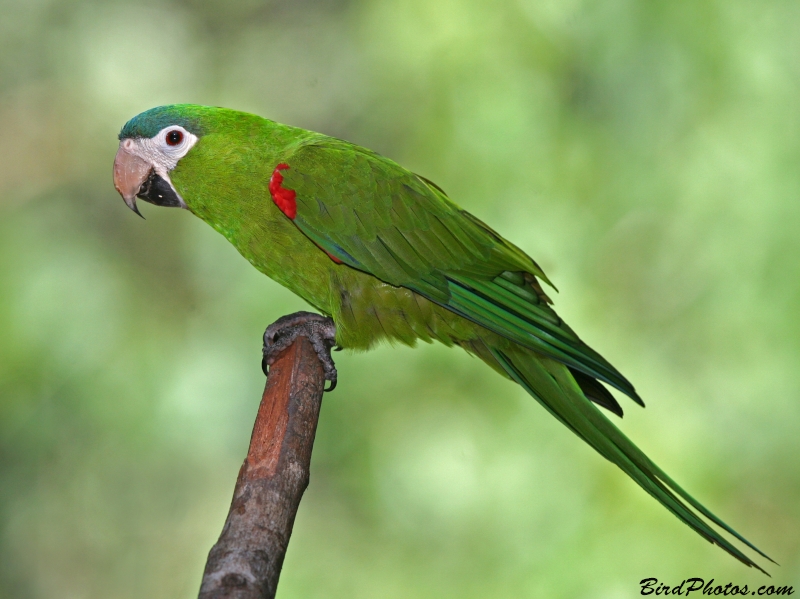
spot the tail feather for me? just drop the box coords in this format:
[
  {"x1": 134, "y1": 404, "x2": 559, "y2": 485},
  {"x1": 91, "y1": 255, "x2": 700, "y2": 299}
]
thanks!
[
  {"x1": 570, "y1": 367, "x2": 624, "y2": 417},
  {"x1": 489, "y1": 343, "x2": 772, "y2": 574}
]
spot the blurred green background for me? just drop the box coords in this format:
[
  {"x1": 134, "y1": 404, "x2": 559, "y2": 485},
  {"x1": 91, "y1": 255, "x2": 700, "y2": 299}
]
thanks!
[{"x1": 0, "y1": 0, "x2": 798, "y2": 597}]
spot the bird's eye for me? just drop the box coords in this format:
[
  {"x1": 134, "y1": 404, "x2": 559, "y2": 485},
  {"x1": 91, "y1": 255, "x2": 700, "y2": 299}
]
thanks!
[{"x1": 166, "y1": 130, "x2": 183, "y2": 146}]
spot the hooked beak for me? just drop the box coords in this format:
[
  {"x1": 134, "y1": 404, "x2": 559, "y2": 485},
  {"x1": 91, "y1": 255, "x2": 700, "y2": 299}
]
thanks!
[{"x1": 113, "y1": 139, "x2": 150, "y2": 218}]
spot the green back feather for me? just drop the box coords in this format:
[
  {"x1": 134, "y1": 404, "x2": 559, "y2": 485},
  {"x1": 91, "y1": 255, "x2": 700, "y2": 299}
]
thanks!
[
  {"x1": 282, "y1": 138, "x2": 642, "y2": 401},
  {"x1": 276, "y1": 134, "x2": 771, "y2": 572}
]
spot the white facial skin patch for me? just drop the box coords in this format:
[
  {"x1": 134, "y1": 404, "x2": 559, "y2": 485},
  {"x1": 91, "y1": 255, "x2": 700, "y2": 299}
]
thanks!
[{"x1": 118, "y1": 125, "x2": 199, "y2": 205}]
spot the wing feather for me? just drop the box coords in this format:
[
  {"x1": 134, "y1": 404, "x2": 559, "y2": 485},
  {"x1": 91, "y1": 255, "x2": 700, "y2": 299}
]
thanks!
[{"x1": 279, "y1": 138, "x2": 641, "y2": 404}]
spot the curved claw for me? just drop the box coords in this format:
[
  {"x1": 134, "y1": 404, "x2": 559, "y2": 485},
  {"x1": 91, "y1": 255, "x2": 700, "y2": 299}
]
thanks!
[{"x1": 261, "y1": 311, "x2": 338, "y2": 392}]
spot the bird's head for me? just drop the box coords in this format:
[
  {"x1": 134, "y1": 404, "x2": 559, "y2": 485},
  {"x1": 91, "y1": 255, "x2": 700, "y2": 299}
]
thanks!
[{"x1": 113, "y1": 104, "x2": 214, "y2": 217}]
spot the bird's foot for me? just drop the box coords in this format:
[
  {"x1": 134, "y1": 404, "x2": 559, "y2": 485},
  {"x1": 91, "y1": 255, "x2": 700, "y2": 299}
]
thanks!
[{"x1": 262, "y1": 311, "x2": 339, "y2": 392}]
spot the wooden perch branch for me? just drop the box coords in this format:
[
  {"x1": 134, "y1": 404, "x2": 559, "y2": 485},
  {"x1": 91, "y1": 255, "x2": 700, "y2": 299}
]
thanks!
[{"x1": 198, "y1": 336, "x2": 326, "y2": 599}]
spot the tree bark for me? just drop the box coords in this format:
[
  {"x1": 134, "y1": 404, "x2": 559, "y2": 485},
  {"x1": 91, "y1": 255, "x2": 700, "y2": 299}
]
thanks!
[{"x1": 198, "y1": 336, "x2": 326, "y2": 599}]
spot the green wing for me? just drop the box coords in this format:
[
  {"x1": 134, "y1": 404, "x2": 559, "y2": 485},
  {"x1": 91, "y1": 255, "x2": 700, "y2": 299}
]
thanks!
[
  {"x1": 277, "y1": 138, "x2": 771, "y2": 572},
  {"x1": 279, "y1": 138, "x2": 642, "y2": 405}
]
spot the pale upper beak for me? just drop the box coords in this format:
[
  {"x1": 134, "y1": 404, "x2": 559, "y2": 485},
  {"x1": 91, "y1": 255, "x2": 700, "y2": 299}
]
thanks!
[{"x1": 113, "y1": 139, "x2": 151, "y2": 218}]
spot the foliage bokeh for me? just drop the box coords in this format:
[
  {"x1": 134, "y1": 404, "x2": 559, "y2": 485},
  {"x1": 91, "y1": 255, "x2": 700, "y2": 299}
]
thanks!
[{"x1": 0, "y1": 0, "x2": 798, "y2": 597}]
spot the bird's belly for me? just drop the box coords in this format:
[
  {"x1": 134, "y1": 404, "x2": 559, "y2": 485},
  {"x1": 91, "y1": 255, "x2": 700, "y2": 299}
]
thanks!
[{"x1": 330, "y1": 270, "x2": 476, "y2": 351}]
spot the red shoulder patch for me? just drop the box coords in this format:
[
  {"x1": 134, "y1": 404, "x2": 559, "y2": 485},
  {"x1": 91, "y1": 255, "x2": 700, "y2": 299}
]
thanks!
[{"x1": 269, "y1": 163, "x2": 297, "y2": 219}]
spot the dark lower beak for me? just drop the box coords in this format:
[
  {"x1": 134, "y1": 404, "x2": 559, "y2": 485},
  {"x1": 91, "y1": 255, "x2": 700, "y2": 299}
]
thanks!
[{"x1": 136, "y1": 170, "x2": 187, "y2": 209}]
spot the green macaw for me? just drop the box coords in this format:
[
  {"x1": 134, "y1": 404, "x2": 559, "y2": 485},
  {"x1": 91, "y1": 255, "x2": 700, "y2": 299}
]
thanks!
[{"x1": 113, "y1": 104, "x2": 771, "y2": 572}]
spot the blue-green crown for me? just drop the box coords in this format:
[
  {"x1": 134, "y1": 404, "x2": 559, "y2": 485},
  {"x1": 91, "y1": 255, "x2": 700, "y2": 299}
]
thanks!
[{"x1": 118, "y1": 104, "x2": 210, "y2": 139}]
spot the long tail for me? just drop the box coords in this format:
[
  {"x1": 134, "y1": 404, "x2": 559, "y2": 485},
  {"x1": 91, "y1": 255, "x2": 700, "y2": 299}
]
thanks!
[{"x1": 487, "y1": 342, "x2": 773, "y2": 574}]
